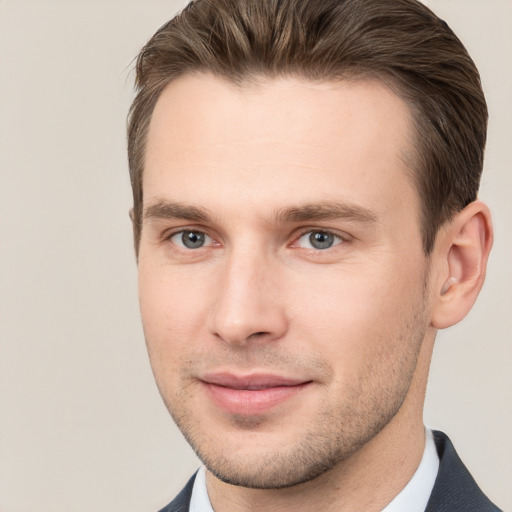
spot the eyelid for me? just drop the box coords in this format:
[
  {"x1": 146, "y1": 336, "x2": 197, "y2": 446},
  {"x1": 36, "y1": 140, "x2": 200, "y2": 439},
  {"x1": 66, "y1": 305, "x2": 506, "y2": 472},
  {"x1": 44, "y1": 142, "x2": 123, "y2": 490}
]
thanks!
[
  {"x1": 163, "y1": 226, "x2": 219, "y2": 248},
  {"x1": 173, "y1": 230, "x2": 212, "y2": 248},
  {"x1": 160, "y1": 225, "x2": 351, "y2": 251},
  {"x1": 162, "y1": 224, "x2": 207, "y2": 240},
  {"x1": 290, "y1": 227, "x2": 351, "y2": 249}
]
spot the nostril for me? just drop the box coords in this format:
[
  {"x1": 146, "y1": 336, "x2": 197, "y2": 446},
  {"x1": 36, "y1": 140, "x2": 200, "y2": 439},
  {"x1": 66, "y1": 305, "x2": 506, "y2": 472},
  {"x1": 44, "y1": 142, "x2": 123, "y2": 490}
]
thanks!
[{"x1": 248, "y1": 331, "x2": 269, "y2": 340}]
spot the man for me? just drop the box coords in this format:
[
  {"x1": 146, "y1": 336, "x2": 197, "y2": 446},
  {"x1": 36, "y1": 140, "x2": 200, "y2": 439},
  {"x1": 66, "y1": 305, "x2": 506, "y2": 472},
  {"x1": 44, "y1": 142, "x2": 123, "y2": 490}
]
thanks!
[{"x1": 127, "y1": 0, "x2": 501, "y2": 510}]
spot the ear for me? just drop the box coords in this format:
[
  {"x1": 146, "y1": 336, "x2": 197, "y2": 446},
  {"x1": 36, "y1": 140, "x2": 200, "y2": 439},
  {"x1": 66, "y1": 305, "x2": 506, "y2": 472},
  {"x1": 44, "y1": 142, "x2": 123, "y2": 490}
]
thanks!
[{"x1": 431, "y1": 201, "x2": 493, "y2": 329}]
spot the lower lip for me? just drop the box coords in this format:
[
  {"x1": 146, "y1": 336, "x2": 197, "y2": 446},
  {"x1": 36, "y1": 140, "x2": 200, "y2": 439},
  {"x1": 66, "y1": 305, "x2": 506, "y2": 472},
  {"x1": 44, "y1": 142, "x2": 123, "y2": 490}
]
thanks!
[{"x1": 203, "y1": 382, "x2": 311, "y2": 416}]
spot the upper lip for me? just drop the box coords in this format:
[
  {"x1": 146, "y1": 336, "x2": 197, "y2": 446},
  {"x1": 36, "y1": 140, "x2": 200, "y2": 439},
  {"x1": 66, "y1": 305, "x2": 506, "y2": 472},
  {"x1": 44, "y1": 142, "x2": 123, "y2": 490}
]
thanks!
[{"x1": 201, "y1": 372, "x2": 311, "y2": 390}]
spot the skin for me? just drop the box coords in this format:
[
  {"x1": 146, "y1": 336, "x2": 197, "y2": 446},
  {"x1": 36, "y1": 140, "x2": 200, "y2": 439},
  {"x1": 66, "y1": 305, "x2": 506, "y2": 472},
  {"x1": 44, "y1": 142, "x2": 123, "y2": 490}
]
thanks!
[{"x1": 136, "y1": 74, "x2": 492, "y2": 511}]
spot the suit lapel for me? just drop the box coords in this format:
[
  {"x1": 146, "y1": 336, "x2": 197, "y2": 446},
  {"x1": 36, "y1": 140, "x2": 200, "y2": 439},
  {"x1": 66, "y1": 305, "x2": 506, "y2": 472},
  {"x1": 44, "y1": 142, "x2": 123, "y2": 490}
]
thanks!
[
  {"x1": 425, "y1": 431, "x2": 501, "y2": 511},
  {"x1": 158, "y1": 473, "x2": 196, "y2": 512}
]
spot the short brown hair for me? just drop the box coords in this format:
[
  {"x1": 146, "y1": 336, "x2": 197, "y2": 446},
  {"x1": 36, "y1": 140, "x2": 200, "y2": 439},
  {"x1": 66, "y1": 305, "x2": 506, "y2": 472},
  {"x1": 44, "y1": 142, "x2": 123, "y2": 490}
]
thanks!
[{"x1": 128, "y1": 0, "x2": 487, "y2": 254}]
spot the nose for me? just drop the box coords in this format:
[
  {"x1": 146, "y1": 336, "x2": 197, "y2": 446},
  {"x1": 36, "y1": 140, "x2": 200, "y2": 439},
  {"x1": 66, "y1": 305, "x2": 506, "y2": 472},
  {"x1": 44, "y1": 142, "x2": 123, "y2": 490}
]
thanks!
[{"x1": 207, "y1": 248, "x2": 288, "y2": 346}]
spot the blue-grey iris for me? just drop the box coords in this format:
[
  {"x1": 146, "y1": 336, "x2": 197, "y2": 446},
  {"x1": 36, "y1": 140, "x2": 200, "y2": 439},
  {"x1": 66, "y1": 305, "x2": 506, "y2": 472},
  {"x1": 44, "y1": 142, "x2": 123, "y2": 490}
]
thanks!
[
  {"x1": 309, "y1": 231, "x2": 335, "y2": 249},
  {"x1": 182, "y1": 231, "x2": 205, "y2": 249}
]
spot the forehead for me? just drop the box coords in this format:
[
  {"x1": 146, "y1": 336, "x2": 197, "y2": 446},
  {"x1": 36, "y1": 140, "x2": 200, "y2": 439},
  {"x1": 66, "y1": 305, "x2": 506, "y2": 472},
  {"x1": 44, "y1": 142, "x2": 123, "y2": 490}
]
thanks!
[{"x1": 144, "y1": 73, "x2": 418, "y2": 222}]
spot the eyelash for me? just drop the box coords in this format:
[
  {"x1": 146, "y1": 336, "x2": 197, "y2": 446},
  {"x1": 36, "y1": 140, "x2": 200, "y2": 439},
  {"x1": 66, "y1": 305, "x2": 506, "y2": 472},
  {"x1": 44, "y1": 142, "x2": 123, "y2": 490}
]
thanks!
[
  {"x1": 164, "y1": 227, "x2": 349, "y2": 252},
  {"x1": 166, "y1": 228, "x2": 216, "y2": 250},
  {"x1": 292, "y1": 229, "x2": 348, "y2": 251}
]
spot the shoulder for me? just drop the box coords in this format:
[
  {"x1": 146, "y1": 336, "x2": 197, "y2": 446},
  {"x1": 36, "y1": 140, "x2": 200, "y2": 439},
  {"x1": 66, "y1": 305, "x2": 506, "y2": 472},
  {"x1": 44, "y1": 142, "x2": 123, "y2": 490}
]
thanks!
[
  {"x1": 157, "y1": 473, "x2": 196, "y2": 512},
  {"x1": 425, "y1": 430, "x2": 502, "y2": 512}
]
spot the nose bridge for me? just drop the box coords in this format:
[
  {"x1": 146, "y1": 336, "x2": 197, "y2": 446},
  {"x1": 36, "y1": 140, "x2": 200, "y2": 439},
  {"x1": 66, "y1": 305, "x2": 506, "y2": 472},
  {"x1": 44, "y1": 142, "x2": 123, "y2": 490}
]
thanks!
[{"x1": 208, "y1": 242, "x2": 287, "y2": 345}]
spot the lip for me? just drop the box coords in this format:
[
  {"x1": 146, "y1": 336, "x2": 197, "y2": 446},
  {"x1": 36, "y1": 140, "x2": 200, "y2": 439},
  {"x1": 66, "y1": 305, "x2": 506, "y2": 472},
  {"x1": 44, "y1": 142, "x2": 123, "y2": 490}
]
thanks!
[{"x1": 200, "y1": 372, "x2": 312, "y2": 416}]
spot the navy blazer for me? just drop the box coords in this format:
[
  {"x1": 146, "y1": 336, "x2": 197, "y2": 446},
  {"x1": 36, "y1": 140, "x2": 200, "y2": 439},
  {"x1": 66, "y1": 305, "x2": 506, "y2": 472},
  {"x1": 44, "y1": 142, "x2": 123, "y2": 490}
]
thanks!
[{"x1": 158, "y1": 431, "x2": 502, "y2": 512}]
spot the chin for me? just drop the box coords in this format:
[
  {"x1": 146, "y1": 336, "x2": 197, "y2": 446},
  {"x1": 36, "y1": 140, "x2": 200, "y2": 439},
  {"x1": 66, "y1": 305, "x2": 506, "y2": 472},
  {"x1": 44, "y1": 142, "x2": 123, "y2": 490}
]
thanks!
[{"x1": 180, "y1": 419, "x2": 372, "y2": 490}]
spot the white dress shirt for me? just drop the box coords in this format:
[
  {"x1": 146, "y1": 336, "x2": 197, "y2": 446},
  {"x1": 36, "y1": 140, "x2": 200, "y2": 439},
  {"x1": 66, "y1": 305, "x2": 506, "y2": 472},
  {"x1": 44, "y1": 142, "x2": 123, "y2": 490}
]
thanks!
[{"x1": 189, "y1": 427, "x2": 439, "y2": 512}]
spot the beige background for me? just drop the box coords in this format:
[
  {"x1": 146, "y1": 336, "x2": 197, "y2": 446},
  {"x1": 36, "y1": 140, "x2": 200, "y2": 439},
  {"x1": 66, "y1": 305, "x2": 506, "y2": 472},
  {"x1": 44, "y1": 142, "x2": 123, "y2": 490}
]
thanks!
[{"x1": 0, "y1": 1, "x2": 510, "y2": 511}]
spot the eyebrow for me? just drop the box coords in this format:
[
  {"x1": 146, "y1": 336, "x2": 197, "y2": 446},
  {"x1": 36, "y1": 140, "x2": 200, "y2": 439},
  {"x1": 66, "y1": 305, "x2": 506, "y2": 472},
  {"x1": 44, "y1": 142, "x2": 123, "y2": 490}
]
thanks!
[
  {"x1": 143, "y1": 200, "x2": 378, "y2": 225},
  {"x1": 274, "y1": 202, "x2": 378, "y2": 224},
  {"x1": 143, "y1": 201, "x2": 211, "y2": 223}
]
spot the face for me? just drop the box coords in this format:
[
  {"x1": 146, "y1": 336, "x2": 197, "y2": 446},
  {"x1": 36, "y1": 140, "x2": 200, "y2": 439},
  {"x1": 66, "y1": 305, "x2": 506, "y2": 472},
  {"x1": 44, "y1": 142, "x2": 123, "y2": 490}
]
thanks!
[{"x1": 138, "y1": 74, "x2": 434, "y2": 489}]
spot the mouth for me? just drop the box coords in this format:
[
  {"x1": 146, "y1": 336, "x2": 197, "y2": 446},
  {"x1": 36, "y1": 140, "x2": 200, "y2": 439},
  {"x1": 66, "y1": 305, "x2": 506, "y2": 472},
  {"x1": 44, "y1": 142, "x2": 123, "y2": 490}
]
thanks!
[{"x1": 200, "y1": 372, "x2": 313, "y2": 416}]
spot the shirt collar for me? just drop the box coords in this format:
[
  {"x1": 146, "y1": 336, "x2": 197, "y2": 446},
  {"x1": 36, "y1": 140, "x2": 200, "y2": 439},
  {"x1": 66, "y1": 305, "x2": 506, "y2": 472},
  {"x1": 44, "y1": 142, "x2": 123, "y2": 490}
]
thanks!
[
  {"x1": 190, "y1": 465, "x2": 214, "y2": 512},
  {"x1": 381, "y1": 427, "x2": 440, "y2": 512}
]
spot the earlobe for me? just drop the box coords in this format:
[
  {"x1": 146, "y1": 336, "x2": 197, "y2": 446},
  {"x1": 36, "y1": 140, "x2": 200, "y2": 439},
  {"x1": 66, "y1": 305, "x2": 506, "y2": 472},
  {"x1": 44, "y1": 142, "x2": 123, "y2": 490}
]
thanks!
[{"x1": 431, "y1": 201, "x2": 493, "y2": 329}]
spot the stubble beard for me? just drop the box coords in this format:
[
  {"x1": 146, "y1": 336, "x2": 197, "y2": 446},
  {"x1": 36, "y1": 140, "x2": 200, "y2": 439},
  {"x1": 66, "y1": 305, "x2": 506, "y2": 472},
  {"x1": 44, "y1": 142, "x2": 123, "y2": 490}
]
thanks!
[
  {"x1": 161, "y1": 340, "x2": 427, "y2": 488},
  {"x1": 155, "y1": 281, "x2": 431, "y2": 490}
]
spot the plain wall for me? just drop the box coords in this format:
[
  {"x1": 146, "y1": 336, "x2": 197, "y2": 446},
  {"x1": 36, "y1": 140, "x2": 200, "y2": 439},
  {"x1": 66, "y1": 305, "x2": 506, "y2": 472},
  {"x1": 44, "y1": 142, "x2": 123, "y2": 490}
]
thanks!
[{"x1": 0, "y1": 1, "x2": 510, "y2": 511}]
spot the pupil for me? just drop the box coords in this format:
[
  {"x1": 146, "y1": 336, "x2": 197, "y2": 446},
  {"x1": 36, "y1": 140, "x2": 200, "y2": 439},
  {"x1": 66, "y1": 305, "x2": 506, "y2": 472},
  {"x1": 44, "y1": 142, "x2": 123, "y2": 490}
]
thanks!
[
  {"x1": 310, "y1": 231, "x2": 333, "y2": 249},
  {"x1": 183, "y1": 231, "x2": 204, "y2": 248}
]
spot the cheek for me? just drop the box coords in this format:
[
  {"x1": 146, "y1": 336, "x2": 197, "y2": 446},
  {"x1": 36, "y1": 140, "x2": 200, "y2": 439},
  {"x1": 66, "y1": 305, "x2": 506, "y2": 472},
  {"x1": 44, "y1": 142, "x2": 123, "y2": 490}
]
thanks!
[
  {"x1": 138, "y1": 272, "x2": 207, "y2": 408},
  {"x1": 289, "y1": 262, "x2": 426, "y2": 370},
  {"x1": 138, "y1": 262, "x2": 209, "y2": 368}
]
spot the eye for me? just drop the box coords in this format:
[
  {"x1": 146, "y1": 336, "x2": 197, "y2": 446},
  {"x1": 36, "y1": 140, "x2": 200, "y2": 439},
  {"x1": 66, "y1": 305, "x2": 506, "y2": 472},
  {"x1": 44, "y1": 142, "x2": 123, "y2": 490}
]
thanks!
[
  {"x1": 295, "y1": 230, "x2": 343, "y2": 250},
  {"x1": 170, "y1": 230, "x2": 212, "y2": 249}
]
